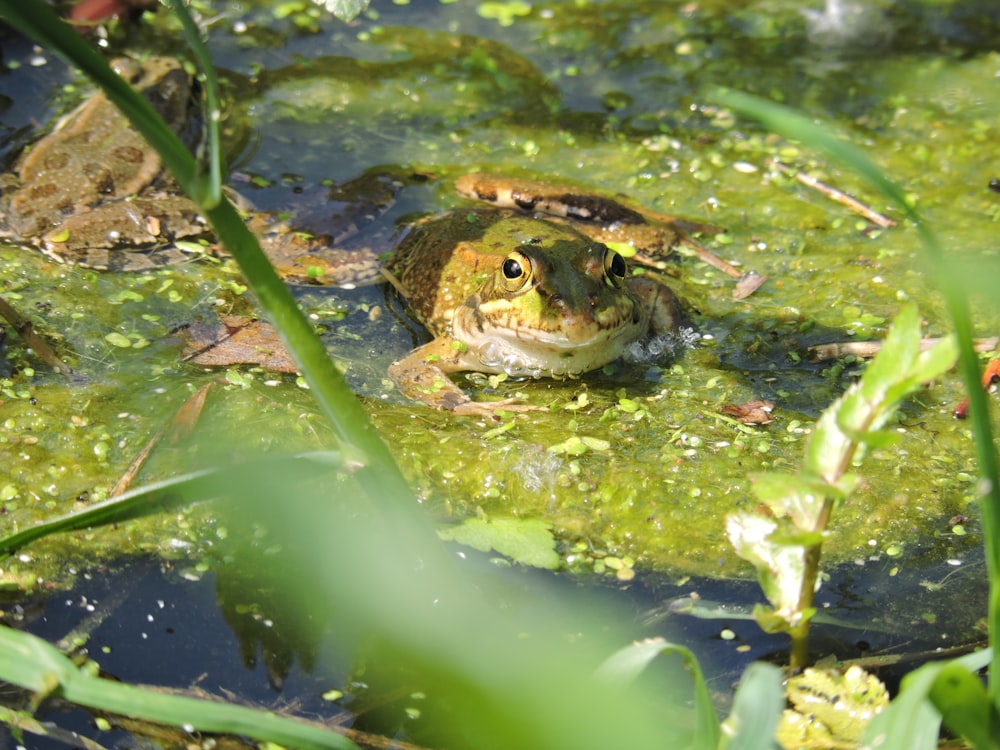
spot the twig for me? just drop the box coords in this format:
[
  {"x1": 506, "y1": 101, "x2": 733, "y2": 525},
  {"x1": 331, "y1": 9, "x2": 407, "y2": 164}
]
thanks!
[
  {"x1": 770, "y1": 159, "x2": 897, "y2": 228},
  {"x1": 641, "y1": 238, "x2": 767, "y2": 300},
  {"x1": 808, "y1": 336, "x2": 998, "y2": 362}
]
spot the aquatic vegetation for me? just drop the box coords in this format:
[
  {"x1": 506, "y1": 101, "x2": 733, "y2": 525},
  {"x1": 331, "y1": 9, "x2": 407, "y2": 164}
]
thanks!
[
  {"x1": 0, "y1": 0, "x2": 998, "y2": 748},
  {"x1": 727, "y1": 304, "x2": 957, "y2": 669}
]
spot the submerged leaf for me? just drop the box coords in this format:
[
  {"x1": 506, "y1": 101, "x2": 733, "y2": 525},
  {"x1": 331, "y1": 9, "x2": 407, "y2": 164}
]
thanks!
[
  {"x1": 180, "y1": 314, "x2": 298, "y2": 373},
  {"x1": 437, "y1": 517, "x2": 561, "y2": 569}
]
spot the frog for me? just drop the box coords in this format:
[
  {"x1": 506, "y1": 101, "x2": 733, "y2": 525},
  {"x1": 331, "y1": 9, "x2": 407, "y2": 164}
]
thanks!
[
  {"x1": 0, "y1": 56, "x2": 207, "y2": 271},
  {"x1": 0, "y1": 56, "x2": 707, "y2": 418},
  {"x1": 382, "y1": 205, "x2": 690, "y2": 416}
]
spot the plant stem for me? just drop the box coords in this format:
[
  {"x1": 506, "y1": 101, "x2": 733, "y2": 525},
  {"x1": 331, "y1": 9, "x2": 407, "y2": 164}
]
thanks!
[
  {"x1": 915, "y1": 218, "x2": 1000, "y2": 704},
  {"x1": 202, "y1": 201, "x2": 414, "y2": 504},
  {"x1": 789, "y1": 496, "x2": 835, "y2": 671}
]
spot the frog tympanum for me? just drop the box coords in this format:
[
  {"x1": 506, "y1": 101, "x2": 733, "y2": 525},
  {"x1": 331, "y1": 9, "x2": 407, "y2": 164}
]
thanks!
[{"x1": 0, "y1": 57, "x2": 717, "y2": 416}]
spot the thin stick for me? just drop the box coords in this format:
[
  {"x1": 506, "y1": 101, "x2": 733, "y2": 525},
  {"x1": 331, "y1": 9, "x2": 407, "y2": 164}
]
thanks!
[
  {"x1": 808, "y1": 336, "x2": 998, "y2": 362},
  {"x1": 771, "y1": 159, "x2": 897, "y2": 228},
  {"x1": 678, "y1": 237, "x2": 744, "y2": 278}
]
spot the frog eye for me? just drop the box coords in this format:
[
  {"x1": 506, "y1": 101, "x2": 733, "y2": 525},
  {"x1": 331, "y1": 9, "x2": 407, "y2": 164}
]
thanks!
[
  {"x1": 604, "y1": 249, "x2": 627, "y2": 282},
  {"x1": 500, "y1": 252, "x2": 531, "y2": 291}
]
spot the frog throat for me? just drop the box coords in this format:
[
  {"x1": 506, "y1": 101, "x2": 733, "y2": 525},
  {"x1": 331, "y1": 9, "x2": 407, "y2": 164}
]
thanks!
[{"x1": 449, "y1": 295, "x2": 649, "y2": 377}]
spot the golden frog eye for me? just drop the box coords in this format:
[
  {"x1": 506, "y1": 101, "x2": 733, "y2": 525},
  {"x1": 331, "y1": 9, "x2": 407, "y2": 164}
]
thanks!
[
  {"x1": 500, "y1": 252, "x2": 531, "y2": 291},
  {"x1": 604, "y1": 248, "x2": 627, "y2": 282}
]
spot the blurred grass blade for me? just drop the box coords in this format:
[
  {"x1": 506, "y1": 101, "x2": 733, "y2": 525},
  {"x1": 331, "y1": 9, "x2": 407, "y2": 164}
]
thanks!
[
  {"x1": 595, "y1": 638, "x2": 720, "y2": 748},
  {"x1": 0, "y1": 624, "x2": 359, "y2": 750},
  {"x1": 0, "y1": 453, "x2": 341, "y2": 557},
  {"x1": 720, "y1": 661, "x2": 784, "y2": 750},
  {"x1": 928, "y1": 662, "x2": 998, "y2": 750}
]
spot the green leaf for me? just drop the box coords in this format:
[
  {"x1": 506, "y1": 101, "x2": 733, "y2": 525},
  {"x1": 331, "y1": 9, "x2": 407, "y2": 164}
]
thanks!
[
  {"x1": 437, "y1": 517, "x2": 561, "y2": 569},
  {"x1": 928, "y1": 662, "x2": 998, "y2": 750},
  {"x1": 596, "y1": 638, "x2": 719, "y2": 749},
  {"x1": 861, "y1": 649, "x2": 993, "y2": 750},
  {"x1": 720, "y1": 661, "x2": 784, "y2": 750},
  {"x1": 749, "y1": 472, "x2": 832, "y2": 529},
  {"x1": 726, "y1": 513, "x2": 805, "y2": 620}
]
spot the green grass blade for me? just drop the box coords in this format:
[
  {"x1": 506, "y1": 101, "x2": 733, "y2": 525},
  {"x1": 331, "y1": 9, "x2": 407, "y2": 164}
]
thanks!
[
  {"x1": 596, "y1": 638, "x2": 720, "y2": 748},
  {"x1": 0, "y1": 625, "x2": 359, "y2": 750},
  {"x1": 861, "y1": 648, "x2": 992, "y2": 750},
  {"x1": 712, "y1": 87, "x2": 1000, "y2": 704},
  {"x1": 166, "y1": 0, "x2": 223, "y2": 206},
  {"x1": 721, "y1": 661, "x2": 784, "y2": 750},
  {"x1": 928, "y1": 662, "x2": 998, "y2": 750}
]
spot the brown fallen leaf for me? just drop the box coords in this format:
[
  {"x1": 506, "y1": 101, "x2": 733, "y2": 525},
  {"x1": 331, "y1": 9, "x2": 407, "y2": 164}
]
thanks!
[
  {"x1": 732, "y1": 271, "x2": 767, "y2": 300},
  {"x1": 179, "y1": 314, "x2": 298, "y2": 374},
  {"x1": 720, "y1": 399, "x2": 775, "y2": 425}
]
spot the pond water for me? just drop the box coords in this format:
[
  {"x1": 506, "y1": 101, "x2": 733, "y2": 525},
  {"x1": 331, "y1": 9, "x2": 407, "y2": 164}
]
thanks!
[{"x1": 0, "y1": 0, "x2": 998, "y2": 745}]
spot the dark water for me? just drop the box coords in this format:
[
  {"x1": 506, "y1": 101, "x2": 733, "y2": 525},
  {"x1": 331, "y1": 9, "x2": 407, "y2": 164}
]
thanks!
[{"x1": 3, "y1": 539, "x2": 986, "y2": 747}]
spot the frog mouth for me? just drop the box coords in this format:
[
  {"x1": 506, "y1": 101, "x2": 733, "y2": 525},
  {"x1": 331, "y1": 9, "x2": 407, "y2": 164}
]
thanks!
[{"x1": 482, "y1": 304, "x2": 644, "y2": 348}]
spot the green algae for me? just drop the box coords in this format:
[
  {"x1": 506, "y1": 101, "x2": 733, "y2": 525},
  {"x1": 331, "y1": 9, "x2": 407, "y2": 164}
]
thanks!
[{"x1": 0, "y1": 0, "x2": 997, "y2": 589}]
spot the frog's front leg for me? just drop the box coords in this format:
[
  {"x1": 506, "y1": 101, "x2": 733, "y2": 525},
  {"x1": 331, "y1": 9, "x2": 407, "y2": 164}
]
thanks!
[
  {"x1": 626, "y1": 276, "x2": 686, "y2": 335},
  {"x1": 388, "y1": 337, "x2": 543, "y2": 417}
]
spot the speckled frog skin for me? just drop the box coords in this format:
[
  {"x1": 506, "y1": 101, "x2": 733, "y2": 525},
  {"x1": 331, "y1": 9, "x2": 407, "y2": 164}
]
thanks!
[{"x1": 0, "y1": 57, "x2": 206, "y2": 271}]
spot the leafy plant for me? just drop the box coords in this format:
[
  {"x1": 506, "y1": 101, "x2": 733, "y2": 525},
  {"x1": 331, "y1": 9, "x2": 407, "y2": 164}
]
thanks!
[
  {"x1": 714, "y1": 88, "x2": 1000, "y2": 747},
  {"x1": 727, "y1": 304, "x2": 957, "y2": 669}
]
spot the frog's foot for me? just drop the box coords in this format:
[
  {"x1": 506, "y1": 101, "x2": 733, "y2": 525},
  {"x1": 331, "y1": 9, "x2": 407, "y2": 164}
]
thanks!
[{"x1": 389, "y1": 342, "x2": 545, "y2": 417}]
